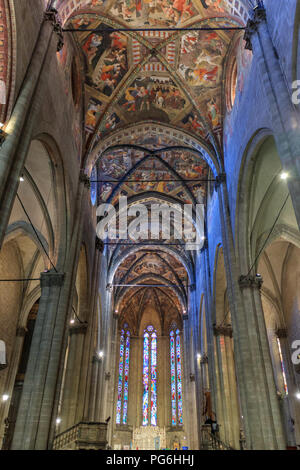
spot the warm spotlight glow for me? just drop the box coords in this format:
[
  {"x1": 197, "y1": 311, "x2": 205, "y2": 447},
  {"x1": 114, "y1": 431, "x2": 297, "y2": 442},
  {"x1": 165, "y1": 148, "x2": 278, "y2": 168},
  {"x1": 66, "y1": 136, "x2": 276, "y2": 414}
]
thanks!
[
  {"x1": 296, "y1": 392, "x2": 300, "y2": 400},
  {"x1": 56, "y1": 418, "x2": 61, "y2": 425},
  {"x1": 70, "y1": 319, "x2": 75, "y2": 325},
  {"x1": 280, "y1": 172, "x2": 289, "y2": 180},
  {"x1": 197, "y1": 353, "x2": 202, "y2": 361},
  {"x1": 98, "y1": 351, "x2": 104, "y2": 359},
  {"x1": 2, "y1": 394, "x2": 9, "y2": 402},
  {"x1": 19, "y1": 175, "x2": 24, "y2": 182}
]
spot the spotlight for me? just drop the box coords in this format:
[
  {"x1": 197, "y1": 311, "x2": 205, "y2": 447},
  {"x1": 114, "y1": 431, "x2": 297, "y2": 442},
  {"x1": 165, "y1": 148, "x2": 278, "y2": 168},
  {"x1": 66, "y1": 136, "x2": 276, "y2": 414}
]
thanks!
[
  {"x1": 19, "y1": 175, "x2": 24, "y2": 182},
  {"x1": 70, "y1": 319, "x2": 75, "y2": 325},
  {"x1": 197, "y1": 353, "x2": 202, "y2": 361},
  {"x1": 2, "y1": 394, "x2": 9, "y2": 402},
  {"x1": 280, "y1": 172, "x2": 289, "y2": 181},
  {"x1": 98, "y1": 351, "x2": 104, "y2": 359},
  {"x1": 296, "y1": 392, "x2": 300, "y2": 400},
  {"x1": 56, "y1": 418, "x2": 61, "y2": 425}
]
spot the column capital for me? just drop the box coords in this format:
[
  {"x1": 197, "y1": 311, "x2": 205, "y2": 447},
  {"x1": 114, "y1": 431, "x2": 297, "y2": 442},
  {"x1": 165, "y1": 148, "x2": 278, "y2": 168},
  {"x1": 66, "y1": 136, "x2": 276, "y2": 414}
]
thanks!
[
  {"x1": 69, "y1": 323, "x2": 88, "y2": 335},
  {"x1": 244, "y1": 1, "x2": 267, "y2": 51},
  {"x1": 40, "y1": 271, "x2": 65, "y2": 288},
  {"x1": 44, "y1": 8, "x2": 64, "y2": 52},
  {"x1": 79, "y1": 170, "x2": 91, "y2": 189},
  {"x1": 239, "y1": 274, "x2": 263, "y2": 290},
  {"x1": 213, "y1": 324, "x2": 233, "y2": 338},
  {"x1": 214, "y1": 173, "x2": 226, "y2": 191},
  {"x1": 95, "y1": 238, "x2": 104, "y2": 253},
  {"x1": 275, "y1": 327, "x2": 288, "y2": 339}
]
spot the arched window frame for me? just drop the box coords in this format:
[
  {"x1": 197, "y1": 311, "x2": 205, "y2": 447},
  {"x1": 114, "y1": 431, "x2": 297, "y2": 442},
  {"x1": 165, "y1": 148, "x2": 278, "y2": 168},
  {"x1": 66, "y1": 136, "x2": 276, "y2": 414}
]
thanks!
[
  {"x1": 143, "y1": 325, "x2": 157, "y2": 426},
  {"x1": 169, "y1": 325, "x2": 183, "y2": 426},
  {"x1": 116, "y1": 324, "x2": 131, "y2": 425}
]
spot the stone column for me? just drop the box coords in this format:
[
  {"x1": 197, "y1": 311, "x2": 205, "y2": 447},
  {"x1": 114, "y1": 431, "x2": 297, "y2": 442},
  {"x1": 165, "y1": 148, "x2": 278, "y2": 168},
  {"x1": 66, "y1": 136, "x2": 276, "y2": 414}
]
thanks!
[
  {"x1": 11, "y1": 171, "x2": 90, "y2": 449},
  {"x1": 105, "y1": 312, "x2": 119, "y2": 447},
  {"x1": 135, "y1": 337, "x2": 143, "y2": 429},
  {"x1": 0, "y1": 9, "x2": 64, "y2": 247},
  {"x1": 85, "y1": 239, "x2": 104, "y2": 422},
  {"x1": 96, "y1": 284, "x2": 112, "y2": 421},
  {"x1": 159, "y1": 335, "x2": 168, "y2": 429},
  {"x1": 224, "y1": 334, "x2": 240, "y2": 449},
  {"x1": 11, "y1": 271, "x2": 65, "y2": 449},
  {"x1": 213, "y1": 325, "x2": 240, "y2": 448},
  {"x1": 244, "y1": 2, "x2": 300, "y2": 228},
  {"x1": 275, "y1": 328, "x2": 298, "y2": 447},
  {"x1": 200, "y1": 241, "x2": 219, "y2": 420},
  {"x1": 239, "y1": 274, "x2": 286, "y2": 449},
  {"x1": 216, "y1": 175, "x2": 286, "y2": 449},
  {"x1": 60, "y1": 323, "x2": 88, "y2": 431},
  {"x1": 213, "y1": 327, "x2": 227, "y2": 444}
]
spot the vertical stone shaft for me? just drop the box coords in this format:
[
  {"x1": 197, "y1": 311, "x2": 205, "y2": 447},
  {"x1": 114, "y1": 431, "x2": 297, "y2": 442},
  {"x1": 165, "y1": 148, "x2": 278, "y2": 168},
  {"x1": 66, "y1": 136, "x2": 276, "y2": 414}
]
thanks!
[
  {"x1": 0, "y1": 12, "x2": 60, "y2": 248},
  {"x1": 246, "y1": 7, "x2": 300, "y2": 228}
]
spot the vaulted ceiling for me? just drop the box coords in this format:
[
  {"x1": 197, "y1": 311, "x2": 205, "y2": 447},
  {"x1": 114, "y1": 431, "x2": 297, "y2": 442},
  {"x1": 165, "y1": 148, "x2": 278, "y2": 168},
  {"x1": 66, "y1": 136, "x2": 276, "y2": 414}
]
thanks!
[{"x1": 53, "y1": 0, "x2": 249, "y2": 326}]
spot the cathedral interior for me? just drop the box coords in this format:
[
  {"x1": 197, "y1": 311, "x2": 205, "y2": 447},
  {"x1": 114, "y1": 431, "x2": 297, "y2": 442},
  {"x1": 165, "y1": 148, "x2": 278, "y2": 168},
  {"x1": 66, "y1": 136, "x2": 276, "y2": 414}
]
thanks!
[{"x1": 0, "y1": 0, "x2": 300, "y2": 451}]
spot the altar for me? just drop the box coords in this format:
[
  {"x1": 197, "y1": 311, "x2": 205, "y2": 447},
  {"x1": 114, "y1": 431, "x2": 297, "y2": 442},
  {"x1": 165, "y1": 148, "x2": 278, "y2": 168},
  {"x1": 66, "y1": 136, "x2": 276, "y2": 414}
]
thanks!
[{"x1": 132, "y1": 426, "x2": 166, "y2": 450}]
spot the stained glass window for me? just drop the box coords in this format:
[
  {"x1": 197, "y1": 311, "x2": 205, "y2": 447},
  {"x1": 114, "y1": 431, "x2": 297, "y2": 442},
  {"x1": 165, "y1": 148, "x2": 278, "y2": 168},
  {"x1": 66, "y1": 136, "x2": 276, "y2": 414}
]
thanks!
[
  {"x1": 170, "y1": 328, "x2": 183, "y2": 426},
  {"x1": 277, "y1": 337, "x2": 288, "y2": 396},
  {"x1": 143, "y1": 325, "x2": 157, "y2": 426},
  {"x1": 116, "y1": 326, "x2": 130, "y2": 424},
  {"x1": 90, "y1": 166, "x2": 97, "y2": 206}
]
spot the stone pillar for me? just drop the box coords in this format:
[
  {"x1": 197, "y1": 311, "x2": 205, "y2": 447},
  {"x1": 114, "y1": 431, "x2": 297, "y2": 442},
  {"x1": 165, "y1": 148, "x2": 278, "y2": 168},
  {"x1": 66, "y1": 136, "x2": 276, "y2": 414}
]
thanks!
[
  {"x1": 159, "y1": 335, "x2": 168, "y2": 429},
  {"x1": 97, "y1": 285, "x2": 113, "y2": 423},
  {"x1": 0, "y1": 9, "x2": 64, "y2": 247},
  {"x1": 11, "y1": 271, "x2": 65, "y2": 450},
  {"x1": 244, "y1": 2, "x2": 300, "y2": 228},
  {"x1": 11, "y1": 170, "x2": 90, "y2": 449},
  {"x1": 105, "y1": 312, "x2": 119, "y2": 447},
  {"x1": 213, "y1": 327, "x2": 227, "y2": 444},
  {"x1": 135, "y1": 337, "x2": 143, "y2": 429},
  {"x1": 216, "y1": 175, "x2": 286, "y2": 449},
  {"x1": 275, "y1": 328, "x2": 298, "y2": 447},
  {"x1": 224, "y1": 335, "x2": 240, "y2": 449},
  {"x1": 239, "y1": 274, "x2": 286, "y2": 449},
  {"x1": 88, "y1": 354, "x2": 102, "y2": 422},
  {"x1": 200, "y1": 241, "x2": 220, "y2": 431},
  {"x1": 213, "y1": 325, "x2": 240, "y2": 448},
  {"x1": 85, "y1": 238, "x2": 104, "y2": 422},
  {"x1": 60, "y1": 323, "x2": 88, "y2": 431}
]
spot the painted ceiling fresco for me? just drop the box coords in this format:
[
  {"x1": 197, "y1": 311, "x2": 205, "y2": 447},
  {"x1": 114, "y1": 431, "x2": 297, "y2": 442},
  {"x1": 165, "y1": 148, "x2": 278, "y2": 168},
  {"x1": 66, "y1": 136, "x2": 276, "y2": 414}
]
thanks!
[
  {"x1": 98, "y1": 147, "x2": 208, "y2": 206},
  {"x1": 115, "y1": 249, "x2": 187, "y2": 332},
  {"x1": 53, "y1": 0, "x2": 249, "y2": 319},
  {"x1": 53, "y1": 0, "x2": 246, "y2": 149}
]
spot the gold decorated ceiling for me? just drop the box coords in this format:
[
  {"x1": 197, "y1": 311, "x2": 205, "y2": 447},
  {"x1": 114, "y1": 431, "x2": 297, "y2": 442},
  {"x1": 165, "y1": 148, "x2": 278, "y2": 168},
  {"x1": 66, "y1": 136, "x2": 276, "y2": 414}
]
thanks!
[
  {"x1": 55, "y1": 0, "x2": 247, "y2": 150},
  {"x1": 54, "y1": 0, "x2": 248, "y2": 324}
]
